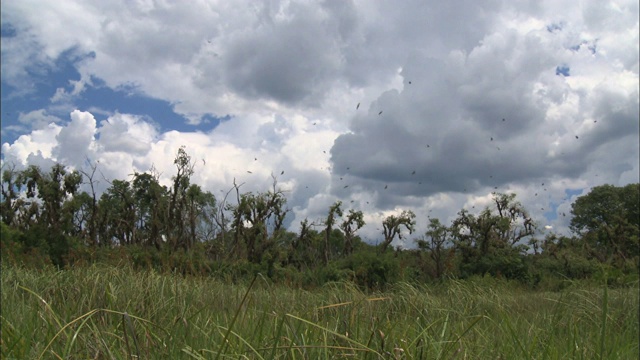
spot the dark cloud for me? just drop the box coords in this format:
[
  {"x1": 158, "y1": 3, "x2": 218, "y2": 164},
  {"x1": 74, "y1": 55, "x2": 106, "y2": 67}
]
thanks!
[
  {"x1": 329, "y1": 28, "x2": 638, "y2": 210},
  {"x1": 222, "y1": 2, "x2": 343, "y2": 106}
]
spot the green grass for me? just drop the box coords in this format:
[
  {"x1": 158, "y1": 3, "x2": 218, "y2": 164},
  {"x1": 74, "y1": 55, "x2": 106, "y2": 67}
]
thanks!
[{"x1": 1, "y1": 263, "x2": 638, "y2": 359}]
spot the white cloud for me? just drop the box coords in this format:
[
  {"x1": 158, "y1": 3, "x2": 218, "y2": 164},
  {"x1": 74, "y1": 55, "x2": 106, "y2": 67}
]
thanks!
[
  {"x1": 53, "y1": 110, "x2": 97, "y2": 166},
  {"x1": 1, "y1": 0, "x2": 638, "y2": 244},
  {"x1": 97, "y1": 113, "x2": 158, "y2": 155},
  {"x1": 17, "y1": 109, "x2": 62, "y2": 130},
  {"x1": 2, "y1": 122, "x2": 61, "y2": 168}
]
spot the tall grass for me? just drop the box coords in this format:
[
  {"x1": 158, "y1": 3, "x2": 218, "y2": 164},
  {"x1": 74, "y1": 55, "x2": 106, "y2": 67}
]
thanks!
[{"x1": 2, "y1": 263, "x2": 638, "y2": 359}]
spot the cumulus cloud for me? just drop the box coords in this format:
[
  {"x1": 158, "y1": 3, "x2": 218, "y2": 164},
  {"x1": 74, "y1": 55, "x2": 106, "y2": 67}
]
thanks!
[
  {"x1": 97, "y1": 113, "x2": 158, "y2": 155},
  {"x1": 53, "y1": 110, "x2": 96, "y2": 166},
  {"x1": 2, "y1": 123, "x2": 61, "y2": 167},
  {"x1": 15, "y1": 109, "x2": 63, "y2": 131},
  {"x1": 1, "y1": 0, "x2": 638, "y2": 242}
]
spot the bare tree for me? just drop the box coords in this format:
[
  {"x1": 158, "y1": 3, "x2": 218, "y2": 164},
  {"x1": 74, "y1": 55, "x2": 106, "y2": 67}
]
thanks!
[
  {"x1": 79, "y1": 157, "x2": 100, "y2": 246},
  {"x1": 380, "y1": 210, "x2": 416, "y2": 253},
  {"x1": 323, "y1": 201, "x2": 343, "y2": 264},
  {"x1": 230, "y1": 177, "x2": 289, "y2": 263},
  {"x1": 340, "y1": 209, "x2": 365, "y2": 256}
]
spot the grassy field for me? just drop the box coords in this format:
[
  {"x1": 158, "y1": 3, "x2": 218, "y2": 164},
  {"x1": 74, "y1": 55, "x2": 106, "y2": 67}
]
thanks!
[{"x1": 1, "y1": 263, "x2": 638, "y2": 359}]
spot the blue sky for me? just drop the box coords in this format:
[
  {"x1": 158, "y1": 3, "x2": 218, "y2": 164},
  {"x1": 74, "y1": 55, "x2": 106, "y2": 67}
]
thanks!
[
  {"x1": 1, "y1": 48, "x2": 214, "y2": 145},
  {"x1": 1, "y1": 0, "x2": 638, "y2": 245}
]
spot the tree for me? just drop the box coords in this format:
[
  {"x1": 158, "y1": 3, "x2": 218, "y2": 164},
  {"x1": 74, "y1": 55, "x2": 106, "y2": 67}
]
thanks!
[
  {"x1": 416, "y1": 218, "x2": 452, "y2": 279},
  {"x1": 493, "y1": 193, "x2": 535, "y2": 246},
  {"x1": 450, "y1": 192, "x2": 533, "y2": 280},
  {"x1": 380, "y1": 210, "x2": 416, "y2": 253},
  {"x1": 570, "y1": 183, "x2": 639, "y2": 263},
  {"x1": 131, "y1": 169, "x2": 169, "y2": 248},
  {"x1": 20, "y1": 164, "x2": 82, "y2": 233},
  {"x1": 209, "y1": 185, "x2": 235, "y2": 260},
  {"x1": 0, "y1": 164, "x2": 38, "y2": 231},
  {"x1": 323, "y1": 201, "x2": 343, "y2": 264},
  {"x1": 340, "y1": 209, "x2": 365, "y2": 256},
  {"x1": 18, "y1": 164, "x2": 82, "y2": 266},
  {"x1": 78, "y1": 158, "x2": 101, "y2": 246},
  {"x1": 65, "y1": 191, "x2": 94, "y2": 241},
  {"x1": 184, "y1": 184, "x2": 216, "y2": 249},
  {"x1": 230, "y1": 178, "x2": 289, "y2": 263},
  {"x1": 229, "y1": 180, "x2": 246, "y2": 259},
  {"x1": 187, "y1": 186, "x2": 218, "y2": 246},
  {"x1": 168, "y1": 146, "x2": 196, "y2": 249},
  {"x1": 1, "y1": 163, "x2": 21, "y2": 227},
  {"x1": 98, "y1": 179, "x2": 136, "y2": 246},
  {"x1": 288, "y1": 218, "x2": 318, "y2": 270}
]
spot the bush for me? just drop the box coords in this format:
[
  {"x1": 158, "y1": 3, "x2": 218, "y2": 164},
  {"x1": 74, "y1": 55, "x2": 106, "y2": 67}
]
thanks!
[
  {"x1": 338, "y1": 250, "x2": 401, "y2": 290},
  {"x1": 459, "y1": 249, "x2": 532, "y2": 284},
  {"x1": 1, "y1": 223, "x2": 52, "y2": 269}
]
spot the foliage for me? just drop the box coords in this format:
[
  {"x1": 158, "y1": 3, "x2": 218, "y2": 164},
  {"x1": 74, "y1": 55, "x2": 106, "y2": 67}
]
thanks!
[
  {"x1": 570, "y1": 183, "x2": 639, "y2": 264},
  {"x1": 1, "y1": 150, "x2": 638, "y2": 288},
  {"x1": 339, "y1": 249, "x2": 401, "y2": 290},
  {"x1": 451, "y1": 192, "x2": 535, "y2": 281},
  {"x1": 416, "y1": 218, "x2": 454, "y2": 279},
  {"x1": 2, "y1": 264, "x2": 637, "y2": 359}
]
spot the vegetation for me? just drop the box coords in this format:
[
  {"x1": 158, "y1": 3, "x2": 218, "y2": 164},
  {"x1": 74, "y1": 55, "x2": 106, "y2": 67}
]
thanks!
[
  {"x1": 1, "y1": 148, "x2": 638, "y2": 357},
  {"x1": 2, "y1": 264, "x2": 637, "y2": 359}
]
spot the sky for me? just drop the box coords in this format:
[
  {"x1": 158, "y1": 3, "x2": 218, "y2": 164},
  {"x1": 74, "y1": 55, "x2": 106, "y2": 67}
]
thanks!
[{"x1": 1, "y1": 0, "x2": 638, "y2": 248}]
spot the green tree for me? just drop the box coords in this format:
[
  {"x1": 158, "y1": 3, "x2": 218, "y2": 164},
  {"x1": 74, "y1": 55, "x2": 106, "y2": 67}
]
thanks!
[
  {"x1": 18, "y1": 164, "x2": 82, "y2": 266},
  {"x1": 20, "y1": 164, "x2": 82, "y2": 233},
  {"x1": 168, "y1": 146, "x2": 196, "y2": 249},
  {"x1": 98, "y1": 179, "x2": 136, "y2": 246},
  {"x1": 288, "y1": 218, "x2": 319, "y2": 270},
  {"x1": 230, "y1": 179, "x2": 289, "y2": 263},
  {"x1": 416, "y1": 218, "x2": 452, "y2": 279},
  {"x1": 65, "y1": 191, "x2": 94, "y2": 241},
  {"x1": 493, "y1": 193, "x2": 535, "y2": 246},
  {"x1": 570, "y1": 183, "x2": 639, "y2": 264},
  {"x1": 1, "y1": 163, "x2": 22, "y2": 227},
  {"x1": 451, "y1": 192, "x2": 533, "y2": 280},
  {"x1": 0, "y1": 164, "x2": 39, "y2": 231},
  {"x1": 186, "y1": 185, "x2": 218, "y2": 245},
  {"x1": 131, "y1": 170, "x2": 169, "y2": 248},
  {"x1": 182, "y1": 184, "x2": 218, "y2": 249}
]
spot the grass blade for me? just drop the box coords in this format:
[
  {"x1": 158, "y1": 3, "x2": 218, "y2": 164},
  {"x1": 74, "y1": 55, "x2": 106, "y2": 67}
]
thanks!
[
  {"x1": 214, "y1": 273, "x2": 259, "y2": 360},
  {"x1": 285, "y1": 313, "x2": 382, "y2": 357}
]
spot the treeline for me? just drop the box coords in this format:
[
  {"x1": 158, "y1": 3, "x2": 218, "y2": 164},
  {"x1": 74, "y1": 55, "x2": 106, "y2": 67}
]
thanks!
[{"x1": 1, "y1": 148, "x2": 638, "y2": 289}]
